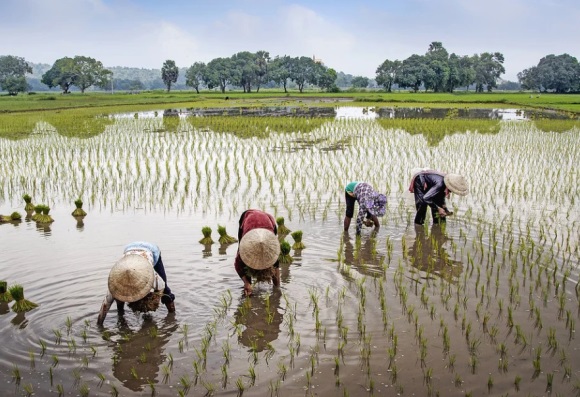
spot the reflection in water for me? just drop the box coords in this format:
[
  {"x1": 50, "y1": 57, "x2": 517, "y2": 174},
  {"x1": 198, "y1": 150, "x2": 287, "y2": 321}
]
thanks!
[
  {"x1": 110, "y1": 314, "x2": 178, "y2": 392},
  {"x1": 10, "y1": 312, "x2": 28, "y2": 329},
  {"x1": 407, "y1": 225, "x2": 463, "y2": 283},
  {"x1": 35, "y1": 223, "x2": 52, "y2": 236},
  {"x1": 233, "y1": 290, "x2": 283, "y2": 352},
  {"x1": 342, "y1": 232, "x2": 387, "y2": 278},
  {"x1": 0, "y1": 302, "x2": 10, "y2": 315},
  {"x1": 74, "y1": 215, "x2": 85, "y2": 231}
]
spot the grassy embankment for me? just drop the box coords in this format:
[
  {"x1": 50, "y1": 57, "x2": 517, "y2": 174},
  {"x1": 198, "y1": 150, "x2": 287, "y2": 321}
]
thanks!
[{"x1": 0, "y1": 90, "x2": 578, "y2": 140}]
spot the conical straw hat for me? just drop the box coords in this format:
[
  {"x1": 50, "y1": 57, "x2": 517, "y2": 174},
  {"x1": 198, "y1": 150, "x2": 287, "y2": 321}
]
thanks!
[
  {"x1": 239, "y1": 228, "x2": 280, "y2": 270},
  {"x1": 444, "y1": 173, "x2": 469, "y2": 196},
  {"x1": 108, "y1": 255, "x2": 154, "y2": 302}
]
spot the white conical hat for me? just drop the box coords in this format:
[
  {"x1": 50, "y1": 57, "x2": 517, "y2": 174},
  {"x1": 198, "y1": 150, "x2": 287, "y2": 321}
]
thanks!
[
  {"x1": 108, "y1": 255, "x2": 154, "y2": 302},
  {"x1": 444, "y1": 173, "x2": 469, "y2": 196},
  {"x1": 239, "y1": 228, "x2": 280, "y2": 270}
]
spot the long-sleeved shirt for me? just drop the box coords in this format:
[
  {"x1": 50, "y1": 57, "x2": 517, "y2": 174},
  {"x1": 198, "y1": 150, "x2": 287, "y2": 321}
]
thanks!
[
  {"x1": 411, "y1": 172, "x2": 448, "y2": 209},
  {"x1": 234, "y1": 209, "x2": 279, "y2": 278},
  {"x1": 351, "y1": 183, "x2": 387, "y2": 235}
]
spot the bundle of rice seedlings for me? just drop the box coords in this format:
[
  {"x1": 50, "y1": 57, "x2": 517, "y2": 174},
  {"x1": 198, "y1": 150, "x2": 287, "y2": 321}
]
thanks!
[
  {"x1": 276, "y1": 217, "x2": 291, "y2": 235},
  {"x1": 31, "y1": 205, "x2": 43, "y2": 222},
  {"x1": 199, "y1": 226, "x2": 214, "y2": 244},
  {"x1": 291, "y1": 231, "x2": 305, "y2": 250},
  {"x1": 278, "y1": 241, "x2": 293, "y2": 264},
  {"x1": 0, "y1": 281, "x2": 13, "y2": 302},
  {"x1": 9, "y1": 285, "x2": 38, "y2": 312},
  {"x1": 23, "y1": 194, "x2": 34, "y2": 212},
  {"x1": 217, "y1": 225, "x2": 238, "y2": 244},
  {"x1": 245, "y1": 267, "x2": 275, "y2": 283},
  {"x1": 0, "y1": 212, "x2": 22, "y2": 223},
  {"x1": 71, "y1": 199, "x2": 87, "y2": 217},
  {"x1": 128, "y1": 291, "x2": 162, "y2": 313},
  {"x1": 35, "y1": 205, "x2": 54, "y2": 224}
]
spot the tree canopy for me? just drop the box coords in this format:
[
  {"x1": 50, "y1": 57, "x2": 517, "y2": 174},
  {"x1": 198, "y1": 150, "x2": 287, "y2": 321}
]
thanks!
[
  {"x1": 161, "y1": 60, "x2": 179, "y2": 92},
  {"x1": 0, "y1": 55, "x2": 33, "y2": 95},
  {"x1": 518, "y1": 54, "x2": 580, "y2": 93},
  {"x1": 41, "y1": 56, "x2": 111, "y2": 93},
  {"x1": 376, "y1": 42, "x2": 505, "y2": 93}
]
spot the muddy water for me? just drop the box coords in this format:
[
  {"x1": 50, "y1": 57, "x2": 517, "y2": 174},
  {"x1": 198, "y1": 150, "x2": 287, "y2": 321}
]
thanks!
[{"x1": 0, "y1": 114, "x2": 578, "y2": 396}]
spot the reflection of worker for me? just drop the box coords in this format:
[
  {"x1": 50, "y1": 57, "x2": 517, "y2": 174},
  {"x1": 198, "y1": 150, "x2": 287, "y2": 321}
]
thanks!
[
  {"x1": 111, "y1": 314, "x2": 178, "y2": 392},
  {"x1": 234, "y1": 210, "x2": 281, "y2": 296},
  {"x1": 409, "y1": 170, "x2": 468, "y2": 225},
  {"x1": 407, "y1": 225, "x2": 463, "y2": 282},
  {"x1": 233, "y1": 290, "x2": 283, "y2": 352},
  {"x1": 97, "y1": 242, "x2": 175, "y2": 325},
  {"x1": 343, "y1": 182, "x2": 387, "y2": 235},
  {"x1": 342, "y1": 233, "x2": 386, "y2": 278}
]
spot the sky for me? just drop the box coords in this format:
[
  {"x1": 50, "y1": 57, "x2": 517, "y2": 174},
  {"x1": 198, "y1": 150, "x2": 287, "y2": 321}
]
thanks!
[{"x1": 2, "y1": 0, "x2": 579, "y2": 81}]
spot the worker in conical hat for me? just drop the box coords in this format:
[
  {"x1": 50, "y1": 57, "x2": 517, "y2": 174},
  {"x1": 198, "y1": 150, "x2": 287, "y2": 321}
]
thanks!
[{"x1": 97, "y1": 242, "x2": 175, "y2": 325}]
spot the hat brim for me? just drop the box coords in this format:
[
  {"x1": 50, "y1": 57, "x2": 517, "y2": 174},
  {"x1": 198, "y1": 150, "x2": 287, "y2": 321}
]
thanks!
[
  {"x1": 240, "y1": 228, "x2": 280, "y2": 270},
  {"x1": 108, "y1": 254, "x2": 154, "y2": 302}
]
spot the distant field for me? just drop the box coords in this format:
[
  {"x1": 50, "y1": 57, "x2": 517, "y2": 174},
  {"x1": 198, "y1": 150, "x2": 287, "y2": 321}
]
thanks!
[{"x1": 1, "y1": 90, "x2": 579, "y2": 115}]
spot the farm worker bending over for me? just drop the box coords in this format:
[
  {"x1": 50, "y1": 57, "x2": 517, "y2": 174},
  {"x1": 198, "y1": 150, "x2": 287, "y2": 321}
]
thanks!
[
  {"x1": 343, "y1": 182, "x2": 387, "y2": 235},
  {"x1": 409, "y1": 169, "x2": 469, "y2": 225},
  {"x1": 234, "y1": 209, "x2": 281, "y2": 296},
  {"x1": 97, "y1": 241, "x2": 175, "y2": 325}
]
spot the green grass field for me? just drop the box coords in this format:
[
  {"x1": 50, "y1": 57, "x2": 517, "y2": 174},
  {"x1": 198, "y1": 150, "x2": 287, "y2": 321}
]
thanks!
[{"x1": 1, "y1": 90, "x2": 579, "y2": 115}]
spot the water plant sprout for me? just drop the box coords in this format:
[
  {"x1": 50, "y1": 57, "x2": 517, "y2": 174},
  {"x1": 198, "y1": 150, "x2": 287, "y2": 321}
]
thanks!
[
  {"x1": 217, "y1": 225, "x2": 238, "y2": 244},
  {"x1": 276, "y1": 217, "x2": 291, "y2": 235},
  {"x1": 278, "y1": 241, "x2": 293, "y2": 264},
  {"x1": 0, "y1": 280, "x2": 13, "y2": 302},
  {"x1": 9, "y1": 284, "x2": 38, "y2": 312},
  {"x1": 199, "y1": 226, "x2": 214, "y2": 245},
  {"x1": 71, "y1": 198, "x2": 87, "y2": 217},
  {"x1": 290, "y1": 230, "x2": 305, "y2": 250}
]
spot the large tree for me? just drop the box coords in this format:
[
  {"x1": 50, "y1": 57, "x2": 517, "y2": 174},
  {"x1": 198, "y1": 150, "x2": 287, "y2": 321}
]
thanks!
[
  {"x1": 536, "y1": 54, "x2": 579, "y2": 93},
  {"x1": 269, "y1": 55, "x2": 293, "y2": 93},
  {"x1": 204, "y1": 57, "x2": 233, "y2": 93},
  {"x1": 41, "y1": 56, "x2": 111, "y2": 93},
  {"x1": 161, "y1": 60, "x2": 179, "y2": 92},
  {"x1": 0, "y1": 55, "x2": 33, "y2": 95},
  {"x1": 315, "y1": 65, "x2": 337, "y2": 91},
  {"x1": 395, "y1": 54, "x2": 426, "y2": 92},
  {"x1": 72, "y1": 56, "x2": 111, "y2": 93},
  {"x1": 185, "y1": 62, "x2": 206, "y2": 93},
  {"x1": 290, "y1": 56, "x2": 317, "y2": 93},
  {"x1": 423, "y1": 42, "x2": 450, "y2": 92},
  {"x1": 375, "y1": 59, "x2": 400, "y2": 92},
  {"x1": 473, "y1": 52, "x2": 505, "y2": 92}
]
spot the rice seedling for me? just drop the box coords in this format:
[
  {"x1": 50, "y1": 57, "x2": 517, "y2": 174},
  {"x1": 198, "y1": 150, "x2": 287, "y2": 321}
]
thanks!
[
  {"x1": 278, "y1": 240, "x2": 293, "y2": 263},
  {"x1": 12, "y1": 364, "x2": 21, "y2": 385},
  {"x1": 199, "y1": 226, "x2": 214, "y2": 244},
  {"x1": 22, "y1": 193, "x2": 34, "y2": 212},
  {"x1": 290, "y1": 230, "x2": 305, "y2": 249},
  {"x1": 217, "y1": 225, "x2": 238, "y2": 244},
  {"x1": 9, "y1": 284, "x2": 38, "y2": 312},
  {"x1": 235, "y1": 377, "x2": 245, "y2": 396},
  {"x1": 0, "y1": 280, "x2": 12, "y2": 302}
]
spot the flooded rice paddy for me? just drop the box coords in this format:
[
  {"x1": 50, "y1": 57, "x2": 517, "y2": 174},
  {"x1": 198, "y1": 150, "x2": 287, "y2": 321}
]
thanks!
[{"x1": 0, "y1": 108, "x2": 579, "y2": 396}]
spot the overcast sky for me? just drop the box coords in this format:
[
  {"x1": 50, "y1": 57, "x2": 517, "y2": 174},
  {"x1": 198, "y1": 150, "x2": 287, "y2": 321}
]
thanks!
[{"x1": 2, "y1": 0, "x2": 579, "y2": 81}]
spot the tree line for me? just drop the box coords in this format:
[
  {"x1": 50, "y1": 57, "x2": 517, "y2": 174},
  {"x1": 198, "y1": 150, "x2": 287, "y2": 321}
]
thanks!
[{"x1": 1, "y1": 44, "x2": 579, "y2": 95}]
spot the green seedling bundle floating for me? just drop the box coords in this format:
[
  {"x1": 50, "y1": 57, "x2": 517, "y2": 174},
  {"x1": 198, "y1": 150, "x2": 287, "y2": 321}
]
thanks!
[
  {"x1": 217, "y1": 225, "x2": 237, "y2": 244},
  {"x1": 23, "y1": 194, "x2": 34, "y2": 212},
  {"x1": 291, "y1": 231, "x2": 305, "y2": 250},
  {"x1": 71, "y1": 198, "x2": 87, "y2": 217},
  {"x1": 0, "y1": 281, "x2": 13, "y2": 302},
  {"x1": 199, "y1": 226, "x2": 214, "y2": 245},
  {"x1": 34, "y1": 205, "x2": 54, "y2": 224},
  {"x1": 9, "y1": 285, "x2": 38, "y2": 312},
  {"x1": 276, "y1": 217, "x2": 291, "y2": 235},
  {"x1": 278, "y1": 241, "x2": 293, "y2": 264}
]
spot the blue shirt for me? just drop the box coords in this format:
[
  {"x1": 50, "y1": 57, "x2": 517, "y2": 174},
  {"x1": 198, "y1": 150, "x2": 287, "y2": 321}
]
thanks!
[{"x1": 124, "y1": 241, "x2": 160, "y2": 265}]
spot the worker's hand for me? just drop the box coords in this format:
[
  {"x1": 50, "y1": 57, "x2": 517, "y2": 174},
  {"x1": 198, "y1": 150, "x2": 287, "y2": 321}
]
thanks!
[
  {"x1": 244, "y1": 282, "x2": 253, "y2": 296},
  {"x1": 363, "y1": 219, "x2": 374, "y2": 227},
  {"x1": 437, "y1": 207, "x2": 447, "y2": 218}
]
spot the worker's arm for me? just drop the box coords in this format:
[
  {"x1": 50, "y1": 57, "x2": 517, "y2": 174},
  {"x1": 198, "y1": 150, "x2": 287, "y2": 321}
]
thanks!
[{"x1": 97, "y1": 292, "x2": 114, "y2": 326}]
